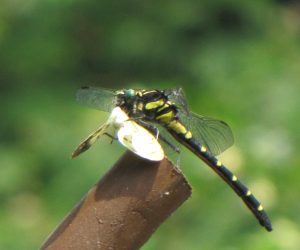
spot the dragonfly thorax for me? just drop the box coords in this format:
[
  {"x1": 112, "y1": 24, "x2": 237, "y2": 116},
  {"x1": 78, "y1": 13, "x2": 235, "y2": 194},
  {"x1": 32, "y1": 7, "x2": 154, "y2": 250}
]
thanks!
[{"x1": 128, "y1": 90, "x2": 178, "y2": 121}]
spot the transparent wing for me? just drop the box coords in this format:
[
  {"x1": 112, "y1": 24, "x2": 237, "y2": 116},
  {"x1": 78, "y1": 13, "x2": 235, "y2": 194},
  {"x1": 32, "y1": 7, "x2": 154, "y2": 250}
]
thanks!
[
  {"x1": 76, "y1": 86, "x2": 117, "y2": 112},
  {"x1": 179, "y1": 111, "x2": 234, "y2": 156},
  {"x1": 165, "y1": 88, "x2": 189, "y2": 114},
  {"x1": 72, "y1": 122, "x2": 110, "y2": 158},
  {"x1": 164, "y1": 88, "x2": 233, "y2": 155}
]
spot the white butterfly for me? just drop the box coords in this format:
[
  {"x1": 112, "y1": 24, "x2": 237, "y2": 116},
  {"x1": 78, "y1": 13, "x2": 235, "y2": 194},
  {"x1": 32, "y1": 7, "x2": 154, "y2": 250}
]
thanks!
[{"x1": 72, "y1": 107, "x2": 164, "y2": 161}]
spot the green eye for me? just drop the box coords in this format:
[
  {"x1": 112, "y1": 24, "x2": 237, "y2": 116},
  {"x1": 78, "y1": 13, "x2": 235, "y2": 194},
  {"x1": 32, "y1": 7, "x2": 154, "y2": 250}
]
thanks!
[{"x1": 125, "y1": 89, "x2": 135, "y2": 98}]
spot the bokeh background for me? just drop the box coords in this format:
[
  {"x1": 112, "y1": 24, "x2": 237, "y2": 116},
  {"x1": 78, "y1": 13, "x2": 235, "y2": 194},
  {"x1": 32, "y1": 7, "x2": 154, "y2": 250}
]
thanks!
[{"x1": 1, "y1": 0, "x2": 299, "y2": 249}]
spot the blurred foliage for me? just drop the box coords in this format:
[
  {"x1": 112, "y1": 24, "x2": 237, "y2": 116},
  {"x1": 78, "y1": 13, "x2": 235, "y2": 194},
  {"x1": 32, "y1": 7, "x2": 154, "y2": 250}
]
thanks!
[{"x1": 0, "y1": 0, "x2": 299, "y2": 249}]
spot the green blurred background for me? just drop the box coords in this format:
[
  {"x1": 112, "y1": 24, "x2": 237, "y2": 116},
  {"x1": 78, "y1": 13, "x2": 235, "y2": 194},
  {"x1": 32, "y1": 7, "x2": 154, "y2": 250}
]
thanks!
[{"x1": 0, "y1": 0, "x2": 299, "y2": 249}]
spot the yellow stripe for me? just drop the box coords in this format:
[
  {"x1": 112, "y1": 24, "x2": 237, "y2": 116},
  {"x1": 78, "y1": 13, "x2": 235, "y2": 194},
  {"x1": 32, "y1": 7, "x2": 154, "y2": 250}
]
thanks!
[
  {"x1": 157, "y1": 103, "x2": 169, "y2": 113},
  {"x1": 145, "y1": 100, "x2": 165, "y2": 110},
  {"x1": 246, "y1": 190, "x2": 252, "y2": 196},
  {"x1": 137, "y1": 102, "x2": 144, "y2": 111},
  {"x1": 142, "y1": 90, "x2": 157, "y2": 94},
  {"x1": 168, "y1": 120, "x2": 188, "y2": 134},
  {"x1": 232, "y1": 175, "x2": 238, "y2": 182},
  {"x1": 156, "y1": 111, "x2": 174, "y2": 123},
  {"x1": 257, "y1": 205, "x2": 264, "y2": 211},
  {"x1": 216, "y1": 160, "x2": 222, "y2": 167},
  {"x1": 185, "y1": 131, "x2": 192, "y2": 139},
  {"x1": 201, "y1": 146, "x2": 207, "y2": 152}
]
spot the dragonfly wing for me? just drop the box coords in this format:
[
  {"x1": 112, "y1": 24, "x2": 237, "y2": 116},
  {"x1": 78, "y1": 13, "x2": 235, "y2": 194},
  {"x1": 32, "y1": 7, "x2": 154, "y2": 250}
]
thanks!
[
  {"x1": 179, "y1": 111, "x2": 234, "y2": 156},
  {"x1": 117, "y1": 121, "x2": 164, "y2": 161},
  {"x1": 72, "y1": 122, "x2": 110, "y2": 158},
  {"x1": 76, "y1": 86, "x2": 117, "y2": 112},
  {"x1": 165, "y1": 88, "x2": 190, "y2": 115},
  {"x1": 72, "y1": 107, "x2": 126, "y2": 158}
]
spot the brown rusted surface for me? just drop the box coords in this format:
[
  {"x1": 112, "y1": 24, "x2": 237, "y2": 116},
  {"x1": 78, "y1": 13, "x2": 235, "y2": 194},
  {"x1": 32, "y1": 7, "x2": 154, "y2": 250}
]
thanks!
[{"x1": 40, "y1": 151, "x2": 191, "y2": 250}]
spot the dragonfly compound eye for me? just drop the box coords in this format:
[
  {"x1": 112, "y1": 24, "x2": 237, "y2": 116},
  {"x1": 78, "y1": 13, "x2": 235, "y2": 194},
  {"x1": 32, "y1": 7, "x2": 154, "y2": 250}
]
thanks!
[
  {"x1": 124, "y1": 89, "x2": 135, "y2": 98},
  {"x1": 123, "y1": 89, "x2": 136, "y2": 104}
]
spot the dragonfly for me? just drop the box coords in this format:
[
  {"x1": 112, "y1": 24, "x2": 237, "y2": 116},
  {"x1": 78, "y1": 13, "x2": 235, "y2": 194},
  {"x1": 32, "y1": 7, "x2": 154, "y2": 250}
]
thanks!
[
  {"x1": 72, "y1": 106, "x2": 164, "y2": 161},
  {"x1": 73, "y1": 86, "x2": 272, "y2": 232}
]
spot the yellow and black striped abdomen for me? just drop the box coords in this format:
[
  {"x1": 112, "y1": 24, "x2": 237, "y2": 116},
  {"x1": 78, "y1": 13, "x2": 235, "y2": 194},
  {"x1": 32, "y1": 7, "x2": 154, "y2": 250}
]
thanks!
[
  {"x1": 168, "y1": 130, "x2": 272, "y2": 232},
  {"x1": 191, "y1": 139, "x2": 272, "y2": 231}
]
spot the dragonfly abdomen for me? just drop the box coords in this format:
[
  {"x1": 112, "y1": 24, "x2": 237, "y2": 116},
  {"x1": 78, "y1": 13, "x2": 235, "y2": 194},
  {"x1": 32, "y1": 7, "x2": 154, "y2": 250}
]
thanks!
[{"x1": 168, "y1": 131, "x2": 272, "y2": 231}]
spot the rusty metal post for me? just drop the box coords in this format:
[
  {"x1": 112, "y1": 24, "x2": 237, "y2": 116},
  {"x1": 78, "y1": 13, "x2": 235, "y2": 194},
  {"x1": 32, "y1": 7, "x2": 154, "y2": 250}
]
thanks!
[{"x1": 40, "y1": 151, "x2": 191, "y2": 250}]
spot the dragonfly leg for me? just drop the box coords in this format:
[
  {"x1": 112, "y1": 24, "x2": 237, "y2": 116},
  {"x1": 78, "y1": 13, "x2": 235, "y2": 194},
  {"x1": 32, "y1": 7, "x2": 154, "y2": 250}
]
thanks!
[
  {"x1": 176, "y1": 153, "x2": 181, "y2": 168},
  {"x1": 160, "y1": 134, "x2": 181, "y2": 154},
  {"x1": 103, "y1": 132, "x2": 117, "y2": 144}
]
